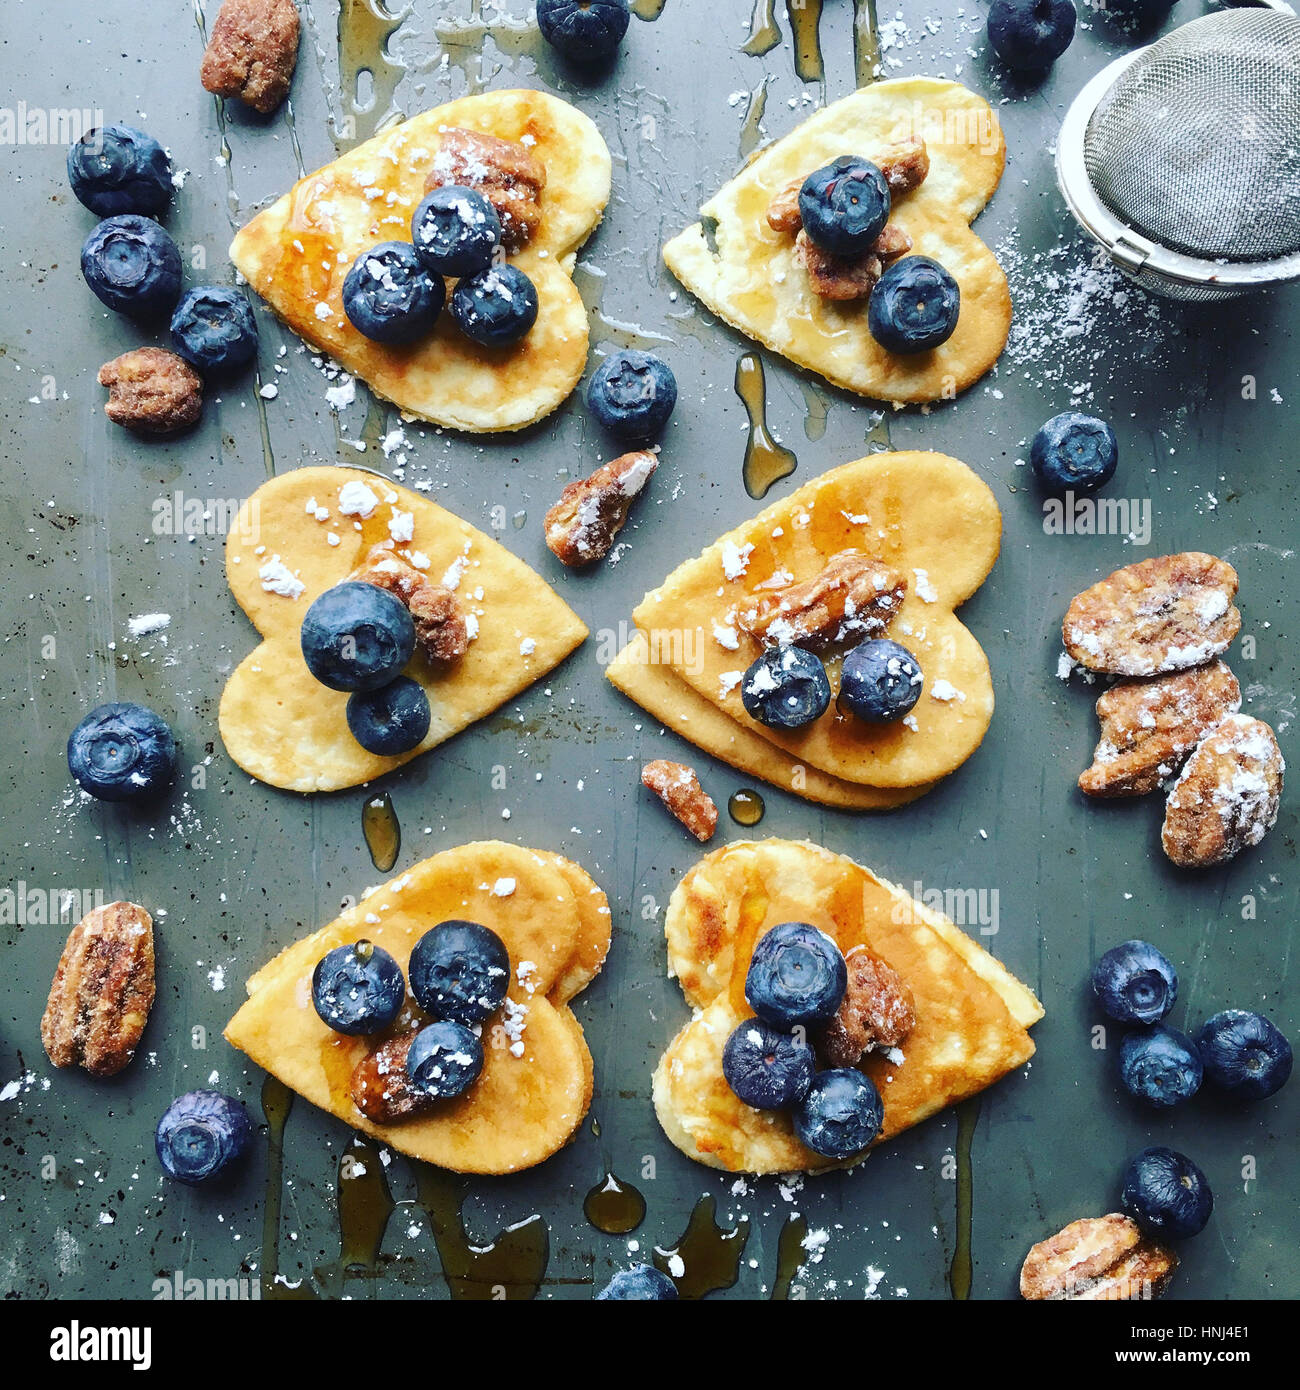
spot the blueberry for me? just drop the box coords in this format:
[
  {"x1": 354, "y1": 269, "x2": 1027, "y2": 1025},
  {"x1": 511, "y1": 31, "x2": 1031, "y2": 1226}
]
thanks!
[
  {"x1": 798, "y1": 156, "x2": 891, "y2": 257},
  {"x1": 1030, "y1": 411, "x2": 1118, "y2": 493},
  {"x1": 170, "y1": 286, "x2": 259, "y2": 373},
  {"x1": 311, "y1": 939, "x2": 406, "y2": 1035},
  {"x1": 1120, "y1": 1146, "x2": 1213, "y2": 1240},
  {"x1": 987, "y1": 0, "x2": 1077, "y2": 71},
  {"x1": 405, "y1": 1019, "x2": 484, "y2": 1100},
  {"x1": 839, "y1": 638, "x2": 923, "y2": 724},
  {"x1": 67, "y1": 702, "x2": 177, "y2": 802},
  {"x1": 596, "y1": 1264, "x2": 678, "y2": 1300},
  {"x1": 793, "y1": 1069, "x2": 885, "y2": 1161},
  {"x1": 155, "y1": 1090, "x2": 252, "y2": 1184},
  {"x1": 408, "y1": 920, "x2": 511, "y2": 1026},
  {"x1": 1195, "y1": 1010, "x2": 1293, "y2": 1101},
  {"x1": 342, "y1": 241, "x2": 444, "y2": 344},
  {"x1": 867, "y1": 256, "x2": 961, "y2": 354},
  {"x1": 745, "y1": 922, "x2": 847, "y2": 1030},
  {"x1": 80, "y1": 215, "x2": 182, "y2": 319},
  {"x1": 1119, "y1": 1025, "x2": 1203, "y2": 1109},
  {"x1": 722, "y1": 1018, "x2": 815, "y2": 1110},
  {"x1": 448, "y1": 264, "x2": 539, "y2": 348},
  {"x1": 300, "y1": 581, "x2": 416, "y2": 693},
  {"x1": 411, "y1": 186, "x2": 501, "y2": 278},
  {"x1": 1091, "y1": 939, "x2": 1177, "y2": 1026},
  {"x1": 68, "y1": 125, "x2": 173, "y2": 218},
  {"x1": 741, "y1": 646, "x2": 831, "y2": 731},
  {"x1": 346, "y1": 676, "x2": 431, "y2": 756},
  {"x1": 537, "y1": 0, "x2": 630, "y2": 65},
  {"x1": 586, "y1": 349, "x2": 678, "y2": 441}
]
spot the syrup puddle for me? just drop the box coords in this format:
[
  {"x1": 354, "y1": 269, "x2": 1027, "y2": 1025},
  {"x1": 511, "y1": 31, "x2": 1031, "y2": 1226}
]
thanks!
[
  {"x1": 337, "y1": 0, "x2": 409, "y2": 146},
  {"x1": 260, "y1": 1076, "x2": 318, "y2": 1299},
  {"x1": 584, "y1": 1172, "x2": 647, "y2": 1235},
  {"x1": 786, "y1": 0, "x2": 825, "y2": 85},
  {"x1": 771, "y1": 1213, "x2": 808, "y2": 1299},
  {"x1": 948, "y1": 1098, "x2": 980, "y2": 1300},
  {"x1": 631, "y1": 0, "x2": 669, "y2": 18},
  {"x1": 799, "y1": 377, "x2": 830, "y2": 442},
  {"x1": 727, "y1": 788, "x2": 766, "y2": 827},
  {"x1": 744, "y1": 0, "x2": 782, "y2": 57},
  {"x1": 735, "y1": 353, "x2": 797, "y2": 499},
  {"x1": 853, "y1": 0, "x2": 882, "y2": 86},
  {"x1": 362, "y1": 791, "x2": 400, "y2": 872},
  {"x1": 739, "y1": 79, "x2": 770, "y2": 161},
  {"x1": 654, "y1": 1195, "x2": 750, "y2": 1298},
  {"x1": 315, "y1": 1133, "x2": 396, "y2": 1293}
]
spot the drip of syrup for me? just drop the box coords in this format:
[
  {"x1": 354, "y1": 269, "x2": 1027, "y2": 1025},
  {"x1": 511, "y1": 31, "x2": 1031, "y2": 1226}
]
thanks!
[
  {"x1": 315, "y1": 1133, "x2": 396, "y2": 1294},
  {"x1": 736, "y1": 354, "x2": 797, "y2": 500},
  {"x1": 259, "y1": 1076, "x2": 317, "y2": 1300},
  {"x1": 948, "y1": 1098, "x2": 980, "y2": 1300},
  {"x1": 852, "y1": 0, "x2": 882, "y2": 87},
  {"x1": 337, "y1": 0, "x2": 408, "y2": 145},
  {"x1": 415, "y1": 1165, "x2": 549, "y2": 1300},
  {"x1": 799, "y1": 378, "x2": 830, "y2": 442},
  {"x1": 584, "y1": 1173, "x2": 647, "y2": 1235},
  {"x1": 727, "y1": 789, "x2": 766, "y2": 827},
  {"x1": 771, "y1": 1213, "x2": 808, "y2": 1299},
  {"x1": 363, "y1": 792, "x2": 400, "y2": 872},
  {"x1": 631, "y1": 0, "x2": 668, "y2": 18},
  {"x1": 739, "y1": 80, "x2": 770, "y2": 161},
  {"x1": 785, "y1": 0, "x2": 825, "y2": 84},
  {"x1": 744, "y1": 0, "x2": 782, "y2": 56},
  {"x1": 653, "y1": 1195, "x2": 750, "y2": 1299}
]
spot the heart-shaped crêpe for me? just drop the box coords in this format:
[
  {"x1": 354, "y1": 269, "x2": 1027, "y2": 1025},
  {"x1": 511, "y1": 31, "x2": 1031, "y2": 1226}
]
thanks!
[
  {"x1": 218, "y1": 466, "x2": 587, "y2": 792},
  {"x1": 230, "y1": 89, "x2": 611, "y2": 433},
  {"x1": 664, "y1": 78, "x2": 1009, "y2": 404},
  {"x1": 226, "y1": 842, "x2": 611, "y2": 1175},
  {"x1": 653, "y1": 840, "x2": 1042, "y2": 1175},
  {"x1": 615, "y1": 451, "x2": 1000, "y2": 792}
]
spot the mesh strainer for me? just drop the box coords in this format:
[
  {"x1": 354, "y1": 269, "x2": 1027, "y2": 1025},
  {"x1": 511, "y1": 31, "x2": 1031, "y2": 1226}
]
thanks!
[{"x1": 1057, "y1": 5, "x2": 1300, "y2": 300}]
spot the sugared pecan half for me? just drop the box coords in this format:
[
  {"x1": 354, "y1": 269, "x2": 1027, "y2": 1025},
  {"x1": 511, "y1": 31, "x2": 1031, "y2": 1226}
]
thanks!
[
  {"x1": 1079, "y1": 660, "x2": 1242, "y2": 798},
  {"x1": 819, "y1": 948, "x2": 915, "y2": 1068},
  {"x1": 352, "y1": 545, "x2": 469, "y2": 664},
  {"x1": 764, "y1": 137, "x2": 928, "y2": 235},
  {"x1": 98, "y1": 348, "x2": 202, "y2": 435},
  {"x1": 41, "y1": 901, "x2": 156, "y2": 1077},
  {"x1": 641, "y1": 760, "x2": 718, "y2": 842},
  {"x1": 200, "y1": 0, "x2": 300, "y2": 115},
  {"x1": 350, "y1": 1030, "x2": 432, "y2": 1123},
  {"x1": 1063, "y1": 552, "x2": 1241, "y2": 677},
  {"x1": 545, "y1": 450, "x2": 658, "y2": 568},
  {"x1": 425, "y1": 127, "x2": 547, "y2": 252},
  {"x1": 1020, "y1": 1214, "x2": 1178, "y2": 1301},
  {"x1": 1161, "y1": 713, "x2": 1284, "y2": 868},
  {"x1": 794, "y1": 231, "x2": 882, "y2": 301},
  {"x1": 737, "y1": 549, "x2": 907, "y2": 652}
]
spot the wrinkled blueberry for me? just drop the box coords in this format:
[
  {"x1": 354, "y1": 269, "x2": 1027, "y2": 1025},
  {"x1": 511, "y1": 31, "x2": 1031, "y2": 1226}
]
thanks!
[
  {"x1": 406, "y1": 1019, "x2": 484, "y2": 1100},
  {"x1": 68, "y1": 125, "x2": 173, "y2": 218},
  {"x1": 537, "y1": 0, "x2": 630, "y2": 64},
  {"x1": 596, "y1": 1264, "x2": 678, "y2": 1300},
  {"x1": 448, "y1": 264, "x2": 539, "y2": 348},
  {"x1": 586, "y1": 349, "x2": 677, "y2": 440},
  {"x1": 868, "y1": 255, "x2": 960, "y2": 353},
  {"x1": 839, "y1": 638, "x2": 923, "y2": 724},
  {"x1": 722, "y1": 1017, "x2": 815, "y2": 1110},
  {"x1": 1120, "y1": 1146, "x2": 1213, "y2": 1240},
  {"x1": 408, "y1": 920, "x2": 510, "y2": 1026},
  {"x1": 300, "y1": 581, "x2": 416, "y2": 693},
  {"x1": 987, "y1": 0, "x2": 1077, "y2": 70},
  {"x1": 741, "y1": 646, "x2": 831, "y2": 730},
  {"x1": 1030, "y1": 411, "x2": 1118, "y2": 493},
  {"x1": 1091, "y1": 939, "x2": 1177, "y2": 1026},
  {"x1": 799, "y1": 156, "x2": 891, "y2": 257},
  {"x1": 1195, "y1": 1010, "x2": 1292, "y2": 1101},
  {"x1": 67, "y1": 702, "x2": 177, "y2": 803},
  {"x1": 80, "y1": 215, "x2": 182, "y2": 319},
  {"x1": 1119, "y1": 1025, "x2": 1203, "y2": 1109},
  {"x1": 311, "y1": 939, "x2": 406, "y2": 1035},
  {"x1": 156, "y1": 1090, "x2": 252, "y2": 1184},
  {"x1": 411, "y1": 186, "x2": 501, "y2": 278},
  {"x1": 170, "y1": 286, "x2": 259, "y2": 373},
  {"x1": 342, "y1": 240, "x2": 444, "y2": 344},
  {"x1": 793, "y1": 1069, "x2": 885, "y2": 1161},
  {"x1": 746, "y1": 922, "x2": 847, "y2": 1030},
  {"x1": 346, "y1": 676, "x2": 431, "y2": 756}
]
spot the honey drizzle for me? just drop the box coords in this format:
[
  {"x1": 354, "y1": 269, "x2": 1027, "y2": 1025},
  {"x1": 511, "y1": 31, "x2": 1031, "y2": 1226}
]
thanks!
[
  {"x1": 337, "y1": 0, "x2": 408, "y2": 146},
  {"x1": 583, "y1": 1172, "x2": 648, "y2": 1235},
  {"x1": 314, "y1": 1133, "x2": 396, "y2": 1293},
  {"x1": 260, "y1": 1076, "x2": 318, "y2": 1300},
  {"x1": 362, "y1": 791, "x2": 400, "y2": 872},
  {"x1": 735, "y1": 353, "x2": 797, "y2": 500},
  {"x1": 948, "y1": 1098, "x2": 980, "y2": 1300},
  {"x1": 771, "y1": 1213, "x2": 809, "y2": 1299},
  {"x1": 743, "y1": 0, "x2": 782, "y2": 56},
  {"x1": 852, "y1": 0, "x2": 882, "y2": 87},
  {"x1": 785, "y1": 0, "x2": 825, "y2": 84},
  {"x1": 739, "y1": 80, "x2": 770, "y2": 161},
  {"x1": 653, "y1": 1195, "x2": 750, "y2": 1299},
  {"x1": 727, "y1": 788, "x2": 766, "y2": 827}
]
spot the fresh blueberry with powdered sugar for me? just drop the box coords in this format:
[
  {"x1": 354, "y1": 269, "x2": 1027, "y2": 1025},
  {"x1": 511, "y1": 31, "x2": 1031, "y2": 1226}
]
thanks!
[
  {"x1": 1091, "y1": 939, "x2": 1177, "y2": 1025},
  {"x1": 793, "y1": 1068, "x2": 885, "y2": 1160},
  {"x1": 449, "y1": 263, "x2": 539, "y2": 347},
  {"x1": 839, "y1": 637, "x2": 923, "y2": 724},
  {"x1": 986, "y1": 0, "x2": 1077, "y2": 71},
  {"x1": 722, "y1": 1017, "x2": 815, "y2": 1110},
  {"x1": 346, "y1": 676, "x2": 431, "y2": 755},
  {"x1": 68, "y1": 124, "x2": 173, "y2": 218},
  {"x1": 342, "y1": 240, "x2": 444, "y2": 344},
  {"x1": 155, "y1": 1090, "x2": 252, "y2": 1184},
  {"x1": 311, "y1": 940, "x2": 406, "y2": 1035},
  {"x1": 405, "y1": 1019, "x2": 484, "y2": 1100},
  {"x1": 300, "y1": 581, "x2": 416, "y2": 693},
  {"x1": 745, "y1": 922, "x2": 847, "y2": 1030},
  {"x1": 408, "y1": 920, "x2": 511, "y2": 1026},
  {"x1": 596, "y1": 1264, "x2": 678, "y2": 1300},
  {"x1": 80, "y1": 215, "x2": 182, "y2": 319},
  {"x1": 411, "y1": 185, "x2": 501, "y2": 278},
  {"x1": 1030, "y1": 411, "x2": 1118, "y2": 493},
  {"x1": 67, "y1": 702, "x2": 177, "y2": 802},
  {"x1": 740, "y1": 645, "x2": 831, "y2": 730}
]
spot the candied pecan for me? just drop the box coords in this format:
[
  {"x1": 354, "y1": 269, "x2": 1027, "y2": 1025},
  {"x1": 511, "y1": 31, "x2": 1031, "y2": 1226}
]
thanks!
[
  {"x1": 873, "y1": 224, "x2": 913, "y2": 264},
  {"x1": 350, "y1": 1030, "x2": 432, "y2": 1123},
  {"x1": 200, "y1": 0, "x2": 300, "y2": 115},
  {"x1": 1063, "y1": 552, "x2": 1241, "y2": 677},
  {"x1": 352, "y1": 546, "x2": 468, "y2": 664},
  {"x1": 41, "y1": 901, "x2": 155, "y2": 1078},
  {"x1": 737, "y1": 549, "x2": 907, "y2": 652},
  {"x1": 876, "y1": 136, "x2": 930, "y2": 194},
  {"x1": 1161, "y1": 714, "x2": 1284, "y2": 868},
  {"x1": 545, "y1": 450, "x2": 658, "y2": 568},
  {"x1": 766, "y1": 177, "x2": 804, "y2": 235},
  {"x1": 98, "y1": 348, "x2": 202, "y2": 435},
  {"x1": 641, "y1": 760, "x2": 718, "y2": 842},
  {"x1": 1020, "y1": 1214, "x2": 1178, "y2": 1301},
  {"x1": 794, "y1": 230, "x2": 882, "y2": 301},
  {"x1": 425, "y1": 127, "x2": 547, "y2": 252},
  {"x1": 820, "y1": 948, "x2": 915, "y2": 1068},
  {"x1": 1080, "y1": 660, "x2": 1242, "y2": 798}
]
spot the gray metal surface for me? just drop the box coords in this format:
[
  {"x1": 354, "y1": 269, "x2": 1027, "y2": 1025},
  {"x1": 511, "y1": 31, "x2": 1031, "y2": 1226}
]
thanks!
[{"x1": 0, "y1": 0, "x2": 1296, "y2": 1301}]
